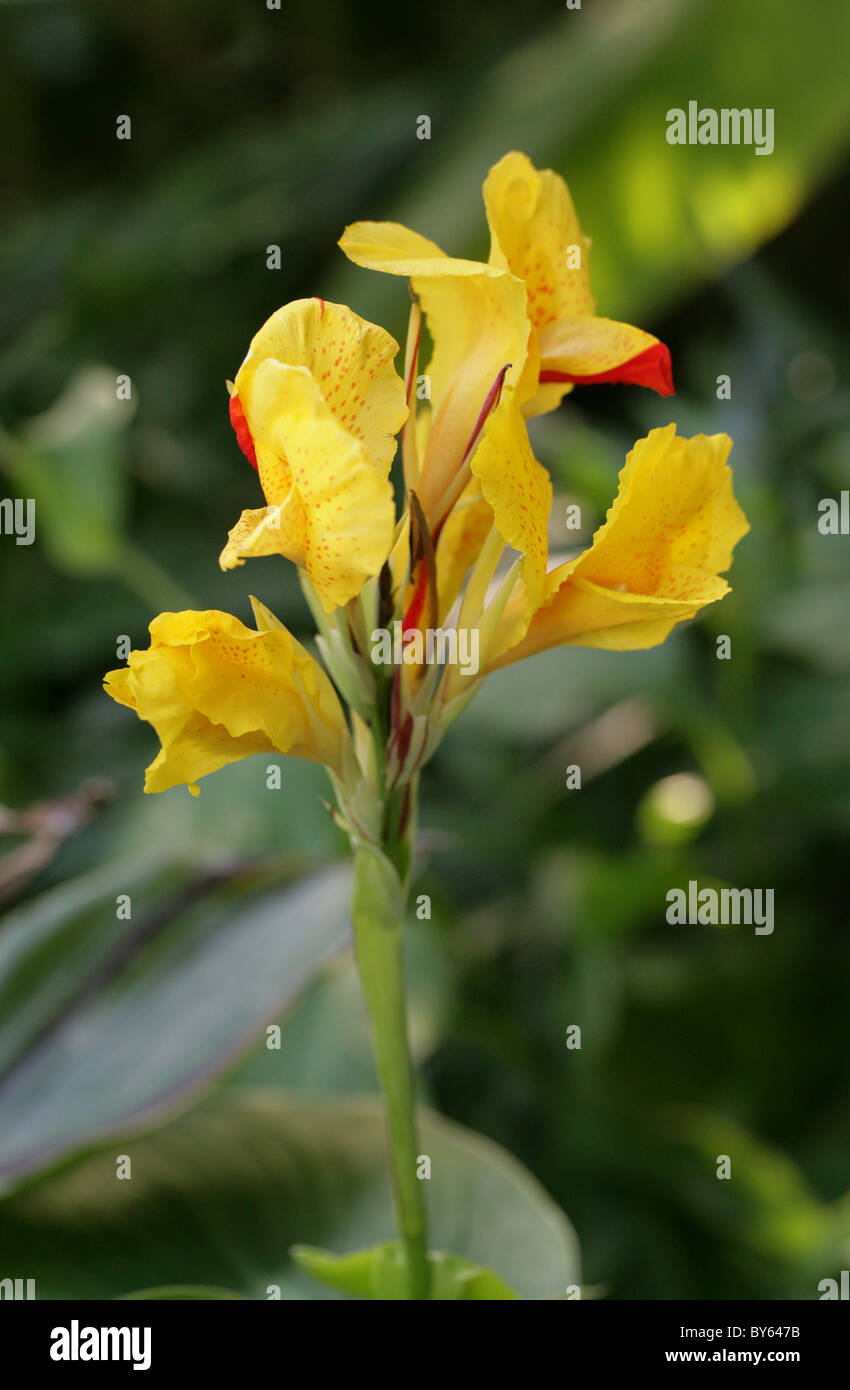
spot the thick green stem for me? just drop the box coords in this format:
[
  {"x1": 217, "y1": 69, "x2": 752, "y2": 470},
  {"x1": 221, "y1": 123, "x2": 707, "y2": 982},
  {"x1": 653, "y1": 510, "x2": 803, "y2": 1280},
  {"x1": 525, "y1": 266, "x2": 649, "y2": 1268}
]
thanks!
[{"x1": 352, "y1": 844, "x2": 430, "y2": 1299}]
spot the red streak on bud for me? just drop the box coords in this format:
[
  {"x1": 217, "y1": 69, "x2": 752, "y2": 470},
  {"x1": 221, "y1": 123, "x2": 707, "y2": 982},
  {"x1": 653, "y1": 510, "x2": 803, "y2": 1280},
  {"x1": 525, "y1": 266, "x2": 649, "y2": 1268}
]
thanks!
[
  {"x1": 229, "y1": 392, "x2": 258, "y2": 470},
  {"x1": 314, "y1": 297, "x2": 326, "y2": 318},
  {"x1": 394, "y1": 713, "x2": 414, "y2": 769},
  {"x1": 461, "y1": 363, "x2": 511, "y2": 463},
  {"x1": 401, "y1": 560, "x2": 429, "y2": 637},
  {"x1": 540, "y1": 340, "x2": 674, "y2": 397},
  {"x1": 398, "y1": 783, "x2": 412, "y2": 837},
  {"x1": 390, "y1": 664, "x2": 402, "y2": 733}
]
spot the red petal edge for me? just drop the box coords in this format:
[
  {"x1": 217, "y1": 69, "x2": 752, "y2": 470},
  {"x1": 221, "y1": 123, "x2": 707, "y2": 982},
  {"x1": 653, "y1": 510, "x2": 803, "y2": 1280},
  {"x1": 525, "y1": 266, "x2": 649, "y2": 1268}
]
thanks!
[
  {"x1": 539, "y1": 340, "x2": 675, "y2": 397},
  {"x1": 229, "y1": 392, "x2": 258, "y2": 470}
]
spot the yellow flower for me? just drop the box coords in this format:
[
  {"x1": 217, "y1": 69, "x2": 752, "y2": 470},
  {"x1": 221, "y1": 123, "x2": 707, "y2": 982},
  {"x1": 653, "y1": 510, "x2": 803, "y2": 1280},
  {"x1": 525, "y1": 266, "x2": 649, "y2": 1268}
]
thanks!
[
  {"x1": 103, "y1": 602, "x2": 349, "y2": 795},
  {"x1": 339, "y1": 151, "x2": 675, "y2": 627},
  {"x1": 106, "y1": 159, "x2": 748, "y2": 807},
  {"x1": 487, "y1": 425, "x2": 749, "y2": 669},
  {"x1": 340, "y1": 152, "x2": 671, "y2": 515},
  {"x1": 338, "y1": 221, "x2": 531, "y2": 525},
  {"x1": 221, "y1": 297, "x2": 408, "y2": 612},
  {"x1": 482, "y1": 151, "x2": 674, "y2": 417}
]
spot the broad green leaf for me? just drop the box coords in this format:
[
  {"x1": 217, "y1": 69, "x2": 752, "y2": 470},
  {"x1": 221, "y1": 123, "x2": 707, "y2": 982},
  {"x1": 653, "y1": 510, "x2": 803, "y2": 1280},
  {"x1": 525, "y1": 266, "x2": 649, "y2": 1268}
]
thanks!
[
  {"x1": 0, "y1": 1091, "x2": 580, "y2": 1300},
  {"x1": 108, "y1": 754, "x2": 345, "y2": 863},
  {"x1": 293, "y1": 1241, "x2": 519, "y2": 1300},
  {"x1": 228, "y1": 903, "x2": 455, "y2": 1094},
  {"x1": 0, "y1": 860, "x2": 352, "y2": 1193}
]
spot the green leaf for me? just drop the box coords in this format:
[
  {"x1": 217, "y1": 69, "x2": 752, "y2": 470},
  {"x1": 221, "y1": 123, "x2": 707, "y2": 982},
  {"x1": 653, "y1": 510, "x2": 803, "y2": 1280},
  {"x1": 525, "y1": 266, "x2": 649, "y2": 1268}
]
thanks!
[
  {"x1": 108, "y1": 756, "x2": 345, "y2": 863},
  {"x1": 6, "y1": 368, "x2": 131, "y2": 574},
  {"x1": 0, "y1": 1091, "x2": 580, "y2": 1300},
  {"x1": 0, "y1": 859, "x2": 352, "y2": 1193},
  {"x1": 227, "y1": 905, "x2": 455, "y2": 1094},
  {"x1": 293, "y1": 1241, "x2": 519, "y2": 1300}
]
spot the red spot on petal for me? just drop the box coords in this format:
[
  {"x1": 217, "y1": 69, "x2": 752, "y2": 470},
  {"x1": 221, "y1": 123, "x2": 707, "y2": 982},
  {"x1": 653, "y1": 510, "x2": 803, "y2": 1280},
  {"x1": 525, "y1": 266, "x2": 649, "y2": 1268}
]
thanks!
[
  {"x1": 540, "y1": 340, "x2": 675, "y2": 396},
  {"x1": 229, "y1": 392, "x2": 258, "y2": 470}
]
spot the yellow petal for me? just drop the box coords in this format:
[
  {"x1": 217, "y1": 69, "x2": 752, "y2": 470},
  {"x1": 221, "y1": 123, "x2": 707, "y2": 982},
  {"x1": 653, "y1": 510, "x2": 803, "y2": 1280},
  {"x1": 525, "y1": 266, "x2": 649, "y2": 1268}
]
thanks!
[
  {"x1": 340, "y1": 220, "x2": 531, "y2": 518},
  {"x1": 102, "y1": 664, "x2": 136, "y2": 711},
  {"x1": 496, "y1": 574, "x2": 727, "y2": 661},
  {"x1": 339, "y1": 220, "x2": 469, "y2": 276},
  {"x1": 490, "y1": 425, "x2": 749, "y2": 666},
  {"x1": 223, "y1": 363, "x2": 396, "y2": 611},
  {"x1": 530, "y1": 315, "x2": 674, "y2": 417},
  {"x1": 579, "y1": 426, "x2": 747, "y2": 589},
  {"x1": 483, "y1": 151, "x2": 594, "y2": 329},
  {"x1": 225, "y1": 298, "x2": 407, "y2": 607},
  {"x1": 104, "y1": 609, "x2": 349, "y2": 793},
  {"x1": 470, "y1": 389, "x2": 551, "y2": 614},
  {"x1": 145, "y1": 716, "x2": 272, "y2": 797},
  {"x1": 483, "y1": 152, "x2": 674, "y2": 415},
  {"x1": 236, "y1": 297, "x2": 407, "y2": 475},
  {"x1": 249, "y1": 594, "x2": 287, "y2": 632},
  {"x1": 106, "y1": 637, "x2": 267, "y2": 796},
  {"x1": 219, "y1": 502, "x2": 306, "y2": 571},
  {"x1": 434, "y1": 477, "x2": 494, "y2": 621}
]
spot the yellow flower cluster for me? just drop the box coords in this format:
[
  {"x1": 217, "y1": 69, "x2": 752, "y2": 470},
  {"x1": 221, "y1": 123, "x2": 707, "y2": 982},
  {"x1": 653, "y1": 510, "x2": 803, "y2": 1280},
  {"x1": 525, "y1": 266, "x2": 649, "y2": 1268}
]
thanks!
[{"x1": 105, "y1": 152, "x2": 748, "y2": 801}]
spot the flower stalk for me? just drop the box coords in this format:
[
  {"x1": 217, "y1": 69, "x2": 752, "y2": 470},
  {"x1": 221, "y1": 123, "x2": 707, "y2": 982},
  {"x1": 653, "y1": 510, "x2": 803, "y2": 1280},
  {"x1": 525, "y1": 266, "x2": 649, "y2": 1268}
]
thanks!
[{"x1": 351, "y1": 837, "x2": 429, "y2": 1299}]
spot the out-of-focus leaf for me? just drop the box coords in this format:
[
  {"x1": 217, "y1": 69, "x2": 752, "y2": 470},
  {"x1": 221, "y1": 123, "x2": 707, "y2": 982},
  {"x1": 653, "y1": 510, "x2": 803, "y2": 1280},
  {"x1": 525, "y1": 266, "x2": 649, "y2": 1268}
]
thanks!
[
  {"x1": 5, "y1": 368, "x2": 131, "y2": 574},
  {"x1": 0, "y1": 1091, "x2": 579, "y2": 1300},
  {"x1": 673, "y1": 1108, "x2": 849, "y2": 1294},
  {"x1": 328, "y1": 0, "x2": 850, "y2": 325},
  {"x1": 106, "y1": 755, "x2": 345, "y2": 864},
  {"x1": 0, "y1": 858, "x2": 352, "y2": 1193},
  {"x1": 460, "y1": 643, "x2": 682, "y2": 741},
  {"x1": 760, "y1": 580, "x2": 850, "y2": 672},
  {"x1": 227, "y1": 908, "x2": 454, "y2": 1094}
]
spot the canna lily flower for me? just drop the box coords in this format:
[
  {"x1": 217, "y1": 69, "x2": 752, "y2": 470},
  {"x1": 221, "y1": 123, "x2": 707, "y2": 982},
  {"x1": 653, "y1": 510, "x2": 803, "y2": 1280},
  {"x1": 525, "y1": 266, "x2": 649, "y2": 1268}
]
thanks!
[
  {"x1": 339, "y1": 151, "x2": 672, "y2": 523},
  {"x1": 103, "y1": 602, "x2": 350, "y2": 795},
  {"x1": 482, "y1": 151, "x2": 674, "y2": 416},
  {"x1": 338, "y1": 219, "x2": 531, "y2": 527},
  {"x1": 485, "y1": 425, "x2": 749, "y2": 670},
  {"x1": 221, "y1": 297, "x2": 408, "y2": 612},
  {"x1": 339, "y1": 151, "x2": 674, "y2": 633}
]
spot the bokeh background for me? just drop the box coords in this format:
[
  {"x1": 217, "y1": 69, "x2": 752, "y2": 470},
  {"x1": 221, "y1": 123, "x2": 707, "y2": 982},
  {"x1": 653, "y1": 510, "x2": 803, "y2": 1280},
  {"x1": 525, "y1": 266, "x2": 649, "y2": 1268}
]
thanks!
[{"x1": 0, "y1": 0, "x2": 849, "y2": 1299}]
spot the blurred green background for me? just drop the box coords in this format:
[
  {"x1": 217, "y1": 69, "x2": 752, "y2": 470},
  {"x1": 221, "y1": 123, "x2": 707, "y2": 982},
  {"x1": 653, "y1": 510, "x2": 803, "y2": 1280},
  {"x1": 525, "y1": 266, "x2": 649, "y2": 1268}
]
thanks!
[{"x1": 0, "y1": 0, "x2": 849, "y2": 1299}]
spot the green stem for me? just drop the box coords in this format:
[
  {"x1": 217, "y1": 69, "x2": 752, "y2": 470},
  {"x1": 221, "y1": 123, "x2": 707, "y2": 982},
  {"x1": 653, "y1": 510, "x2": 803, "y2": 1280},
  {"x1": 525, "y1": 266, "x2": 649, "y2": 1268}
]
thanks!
[{"x1": 352, "y1": 843, "x2": 430, "y2": 1299}]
